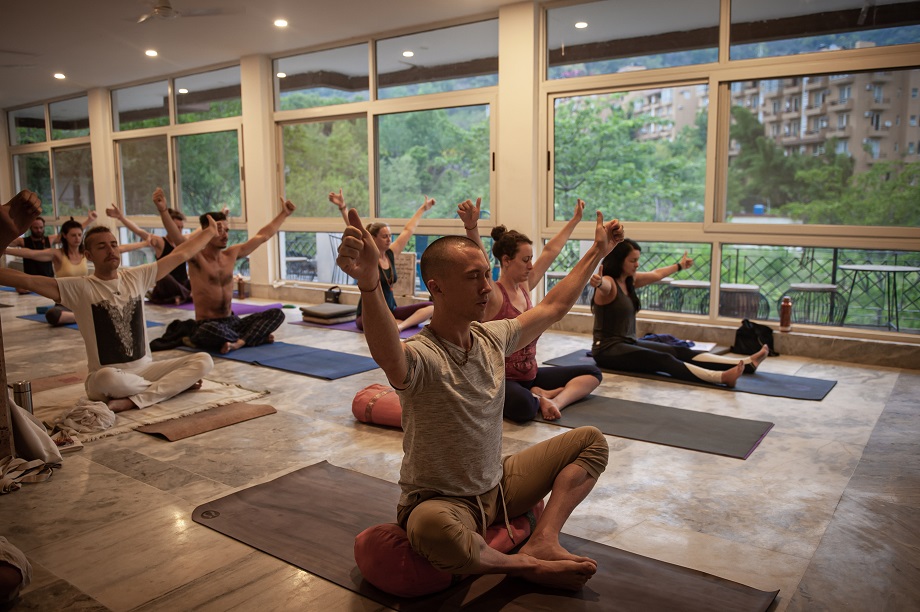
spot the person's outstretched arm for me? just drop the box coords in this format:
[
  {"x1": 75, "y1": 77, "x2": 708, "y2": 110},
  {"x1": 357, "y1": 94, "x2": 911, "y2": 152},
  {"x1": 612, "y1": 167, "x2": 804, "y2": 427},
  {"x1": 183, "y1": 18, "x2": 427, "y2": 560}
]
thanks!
[
  {"x1": 328, "y1": 189, "x2": 349, "y2": 224},
  {"x1": 337, "y1": 208, "x2": 408, "y2": 386},
  {"x1": 155, "y1": 217, "x2": 218, "y2": 281},
  {"x1": 0, "y1": 266, "x2": 60, "y2": 302},
  {"x1": 634, "y1": 251, "x2": 694, "y2": 288},
  {"x1": 516, "y1": 210, "x2": 624, "y2": 351},
  {"x1": 0, "y1": 191, "x2": 43, "y2": 252},
  {"x1": 3, "y1": 246, "x2": 56, "y2": 262},
  {"x1": 153, "y1": 187, "x2": 187, "y2": 246},
  {"x1": 106, "y1": 202, "x2": 165, "y2": 256},
  {"x1": 80, "y1": 210, "x2": 98, "y2": 230},
  {"x1": 390, "y1": 195, "x2": 435, "y2": 254},
  {"x1": 528, "y1": 198, "x2": 585, "y2": 290},
  {"x1": 229, "y1": 199, "x2": 296, "y2": 260},
  {"x1": 590, "y1": 265, "x2": 618, "y2": 306}
]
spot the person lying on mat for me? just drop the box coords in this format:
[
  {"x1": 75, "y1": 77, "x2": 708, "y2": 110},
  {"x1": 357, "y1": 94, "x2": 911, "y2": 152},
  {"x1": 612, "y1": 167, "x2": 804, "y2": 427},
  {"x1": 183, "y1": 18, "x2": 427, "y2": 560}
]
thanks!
[
  {"x1": 0, "y1": 222, "x2": 218, "y2": 412},
  {"x1": 9, "y1": 209, "x2": 97, "y2": 294},
  {"x1": 330, "y1": 188, "x2": 434, "y2": 332},
  {"x1": 458, "y1": 198, "x2": 601, "y2": 422},
  {"x1": 5, "y1": 218, "x2": 151, "y2": 326},
  {"x1": 159, "y1": 196, "x2": 293, "y2": 354},
  {"x1": 590, "y1": 238, "x2": 768, "y2": 387},
  {"x1": 336, "y1": 205, "x2": 623, "y2": 591},
  {"x1": 107, "y1": 189, "x2": 193, "y2": 305}
]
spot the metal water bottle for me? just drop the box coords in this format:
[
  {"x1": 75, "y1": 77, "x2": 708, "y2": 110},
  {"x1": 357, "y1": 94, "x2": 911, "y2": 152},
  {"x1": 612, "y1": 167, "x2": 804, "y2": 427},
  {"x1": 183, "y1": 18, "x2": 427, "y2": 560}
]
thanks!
[
  {"x1": 779, "y1": 296, "x2": 793, "y2": 332},
  {"x1": 12, "y1": 380, "x2": 33, "y2": 414}
]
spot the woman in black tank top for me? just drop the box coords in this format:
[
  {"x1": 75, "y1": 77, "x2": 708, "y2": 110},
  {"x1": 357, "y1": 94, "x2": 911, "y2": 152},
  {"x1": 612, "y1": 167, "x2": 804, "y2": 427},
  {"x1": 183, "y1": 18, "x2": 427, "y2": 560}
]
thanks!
[{"x1": 590, "y1": 239, "x2": 768, "y2": 387}]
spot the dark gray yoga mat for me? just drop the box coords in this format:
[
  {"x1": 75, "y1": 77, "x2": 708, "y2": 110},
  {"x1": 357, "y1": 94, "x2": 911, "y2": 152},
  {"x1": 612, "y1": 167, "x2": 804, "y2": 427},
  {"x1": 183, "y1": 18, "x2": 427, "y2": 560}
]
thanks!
[
  {"x1": 180, "y1": 341, "x2": 379, "y2": 380},
  {"x1": 193, "y1": 461, "x2": 778, "y2": 612},
  {"x1": 539, "y1": 395, "x2": 773, "y2": 459},
  {"x1": 545, "y1": 350, "x2": 836, "y2": 401}
]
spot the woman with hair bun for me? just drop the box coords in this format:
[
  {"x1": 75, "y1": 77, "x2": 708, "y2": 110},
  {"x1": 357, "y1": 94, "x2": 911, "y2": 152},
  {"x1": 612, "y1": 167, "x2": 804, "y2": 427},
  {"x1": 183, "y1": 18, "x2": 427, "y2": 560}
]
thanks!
[
  {"x1": 330, "y1": 189, "x2": 434, "y2": 331},
  {"x1": 590, "y1": 238, "x2": 768, "y2": 386},
  {"x1": 458, "y1": 198, "x2": 602, "y2": 422}
]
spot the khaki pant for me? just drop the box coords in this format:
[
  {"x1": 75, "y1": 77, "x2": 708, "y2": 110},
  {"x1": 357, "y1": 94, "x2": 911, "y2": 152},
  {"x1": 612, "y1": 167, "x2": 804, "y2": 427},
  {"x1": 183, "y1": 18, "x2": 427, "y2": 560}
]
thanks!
[{"x1": 397, "y1": 426, "x2": 608, "y2": 573}]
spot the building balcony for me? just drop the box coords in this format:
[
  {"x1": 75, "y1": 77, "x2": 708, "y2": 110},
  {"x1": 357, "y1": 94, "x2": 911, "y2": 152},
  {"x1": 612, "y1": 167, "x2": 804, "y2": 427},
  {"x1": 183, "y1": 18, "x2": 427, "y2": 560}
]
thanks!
[
  {"x1": 828, "y1": 98, "x2": 853, "y2": 110},
  {"x1": 805, "y1": 77, "x2": 827, "y2": 90},
  {"x1": 825, "y1": 126, "x2": 852, "y2": 138},
  {"x1": 781, "y1": 134, "x2": 802, "y2": 144},
  {"x1": 870, "y1": 71, "x2": 893, "y2": 83},
  {"x1": 868, "y1": 97, "x2": 891, "y2": 110},
  {"x1": 782, "y1": 109, "x2": 802, "y2": 120},
  {"x1": 801, "y1": 130, "x2": 825, "y2": 143},
  {"x1": 804, "y1": 104, "x2": 825, "y2": 116}
]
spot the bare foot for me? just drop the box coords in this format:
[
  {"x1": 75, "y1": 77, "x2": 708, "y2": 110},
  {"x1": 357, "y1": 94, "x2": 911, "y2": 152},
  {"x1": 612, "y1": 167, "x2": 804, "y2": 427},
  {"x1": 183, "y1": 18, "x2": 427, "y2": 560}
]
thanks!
[
  {"x1": 221, "y1": 339, "x2": 246, "y2": 354},
  {"x1": 531, "y1": 386, "x2": 563, "y2": 400},
  {"x1": 107, "y1": 398, "x2": 138, "y2": 413},
  {"x1": 174, "y1": 296, "x2": 183, "y2": 305},
  {"x1": 513, "y1": 553, "x2": 597, "y2": 591},
  {"x1": 265, "y1": 334, "x2": 275, "y2": 344},
  {"x1": 538, "y1": 395, "x2": 562, "y2": 420},
  {"x1": 187, "y1": 379, "x2": 203, "y2": 391},
  {"x1": 721, "y1": 361, "x2": 744, "y2": 387},
  {"x1": 744, "y1": 344, "x2": 769, "y2": 374},
  {"x1": 520, "y1": 536, "x2": 597, "y2": 567}
]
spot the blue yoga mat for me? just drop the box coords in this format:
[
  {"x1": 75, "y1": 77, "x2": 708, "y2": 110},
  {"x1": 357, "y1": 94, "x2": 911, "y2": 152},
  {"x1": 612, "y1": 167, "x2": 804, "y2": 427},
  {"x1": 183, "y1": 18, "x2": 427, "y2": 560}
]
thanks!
[
  {"x1": 17, "y1": 313, "x2": 164, "y2": 330},
  {"x1": 181, "y1": 341, "x2": 379, "y2": 380},
  {"x1": 544, "y1": 350, "x2": 837, "y2": 401}
]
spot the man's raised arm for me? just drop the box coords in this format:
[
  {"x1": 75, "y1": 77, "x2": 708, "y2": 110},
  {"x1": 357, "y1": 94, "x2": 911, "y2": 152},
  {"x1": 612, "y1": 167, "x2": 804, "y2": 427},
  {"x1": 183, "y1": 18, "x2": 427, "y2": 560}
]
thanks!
[
  {"x1": 336, "y1": 208, "x2": 408, "y2": 387},
  {"x1": 515, "y1": 208, "x2": 624, "y2": 352},
  {"x1": 155, "y1": 217, "x2": 217, "y2": 281},
  {"x1": 233, "y1": 198, "x2": 295, "y2": 260},
  {"x1": 153, "y1": 187, "x2": 187, "y2": 246}
]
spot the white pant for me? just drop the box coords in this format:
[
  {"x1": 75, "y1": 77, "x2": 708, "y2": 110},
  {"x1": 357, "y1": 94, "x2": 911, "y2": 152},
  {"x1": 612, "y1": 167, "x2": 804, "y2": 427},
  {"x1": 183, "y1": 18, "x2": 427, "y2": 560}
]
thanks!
[{"x1": 85, "y1": 353, "x2": 213, "y2": 409}]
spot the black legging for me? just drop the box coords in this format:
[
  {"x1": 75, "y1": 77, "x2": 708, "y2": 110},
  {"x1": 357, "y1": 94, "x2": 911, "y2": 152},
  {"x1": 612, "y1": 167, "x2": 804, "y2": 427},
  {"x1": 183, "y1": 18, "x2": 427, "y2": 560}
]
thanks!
[
  {"x1": 504, "y1": 365, "x2": 602, "y2": 423},
  {"x1": 592, "y1": 339, "x2": 734, "y2": 382}
]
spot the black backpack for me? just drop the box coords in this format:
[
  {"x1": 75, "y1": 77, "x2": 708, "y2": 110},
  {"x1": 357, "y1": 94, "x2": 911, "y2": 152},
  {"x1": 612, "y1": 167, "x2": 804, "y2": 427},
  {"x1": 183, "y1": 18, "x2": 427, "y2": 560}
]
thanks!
[{"x1": 731, "y1": 318, "x2": 778, "y2": 356}]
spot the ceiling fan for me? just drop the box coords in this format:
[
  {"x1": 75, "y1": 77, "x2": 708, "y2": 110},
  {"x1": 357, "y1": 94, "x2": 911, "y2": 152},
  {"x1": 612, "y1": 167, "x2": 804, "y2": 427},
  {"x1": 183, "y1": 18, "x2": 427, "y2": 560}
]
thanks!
[{"x1": 136, "y1": 0, "x2": 238, "y2": 24}]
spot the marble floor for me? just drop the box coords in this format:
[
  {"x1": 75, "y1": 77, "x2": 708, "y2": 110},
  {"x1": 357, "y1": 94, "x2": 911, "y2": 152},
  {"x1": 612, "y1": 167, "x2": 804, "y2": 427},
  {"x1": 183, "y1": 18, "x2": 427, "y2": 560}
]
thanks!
[{"x1": 0, "y1": 291, "x2": 917, "y2": 611}]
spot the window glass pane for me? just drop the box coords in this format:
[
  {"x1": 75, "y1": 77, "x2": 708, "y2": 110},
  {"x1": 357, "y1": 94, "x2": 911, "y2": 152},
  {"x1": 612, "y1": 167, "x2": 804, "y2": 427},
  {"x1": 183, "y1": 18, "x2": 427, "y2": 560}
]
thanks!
[
  {"x1": 13, "y1": 152, "x2": 52, "y2": 214},
  {"x1": 553, "y1": 88, "x2": 708, "y2": 222},
  {"x1": 113, "y1": 80, "x2": 170, "y2": 131},
  {"x1": 378, "y1": 105, "x2": 491, "y2": 218},
  {"x1": 53, "y1": 146, "x2": 94, "y2": 218},
  {"x1": 50, "y1": 97, "x2": 90, "y2": 140},
  {"x1": 8, "y1": 105, "x2": 46, "y2": 145},
  {"x1": 276, "y1": 44, "x2": 369, "y2": 110},
  {"x1": 282, "y1": 117, "x2": 369, "y2": 217},
  {"x1": 725, "y1": 68, "x2": 920, "y2": 227},
  {"x1": 721, "y1": 244, "x2": 920, "y2": 333},
  {"x1": 175, "y1": 66, "x2": 242, "y2": 123},
  {"x1": 229, "y1": 229, "x2": 250, "y2": 276},
  {"x1": 731, "y1": 0, "x2": 920, "y2": 60},
  {"x1": 119, "y1": 136, "x2": 169, "y2": 215},
  {"x1": 117, "y1": 226, "x2": 157, "y2": 268},
  {"x1": 279, "y1": 231, "x2": 326, "y2": 283},
  {"x1": 175, "y1": 130, "x2": 241, "y2": 218},
  {"x1": 376, "y1": 20, "x2": 498, "y2": 99},
  {"x1": 547, "y1": 0, "x2": 719, "y2": 80}
]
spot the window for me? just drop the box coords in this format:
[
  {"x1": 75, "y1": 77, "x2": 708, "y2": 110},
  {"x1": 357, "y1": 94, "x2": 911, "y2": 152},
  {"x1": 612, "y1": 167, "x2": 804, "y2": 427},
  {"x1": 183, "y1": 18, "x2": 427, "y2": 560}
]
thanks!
[
  {"x1": 275, "y1": 44, "x2": 369, "y2": 110},
  {"x1": 53, "y1": 146, "x2": 94, "y2": 218},
  {"x1": 547, "y1": 0, "x2": 719, "y2": 79},
  {"x1": 13, "y1": 152, "x2": 52, "y2": 212},
  {"x1": 118, "y1": 136, "x2": 170, "y2": 215},
  {"x1": 175, "y1": 131, "x2": 241, "y2": 217},
  {"x1": 837, "y1": 113, "x2": 849, "y2": 129},
  {"x1": 281, "y1": 117, "x2": 369, "y2": 217},
  {"x1": 730, "y1": 0, "x2": 920, "y2": 60},
  {"x1": 909, "y1": 142, "x2": 916, "y2": 154},
  {"x1": 911, "y1": 115, "x2": 918, "y2": 126},
  {"x1": 377, "y1": 105, "x2": 491, "y2": 218},
  {"x1": 552, "y1": 87, "x2": 708, "y2": 223},
  {"x1": 175, "y1": 66, "x2": 241, "y2": 123},
  {"x1": 113, "y1": 80, "x2": 170, "y2": 131},
  {"x1": 50, "y1": 97, "x2": 90, "y2": 140},
  {"x1": 8, "y1": 105, "x2": 45, "y2": 145},
  {"x1": 376, "y1": 20, "x2": 498, "y2": 99}
]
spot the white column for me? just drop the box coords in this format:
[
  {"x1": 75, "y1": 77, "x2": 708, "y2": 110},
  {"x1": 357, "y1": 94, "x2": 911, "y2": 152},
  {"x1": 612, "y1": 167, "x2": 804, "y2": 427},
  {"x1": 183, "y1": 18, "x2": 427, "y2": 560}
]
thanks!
[
  {"x1": 239, "y1": 54, "x2": 277, "y2": 290},
  {"x1": 88, "y1": 88, "x2": 116, "y2": 219},
  {"x1": 0, "y1": 113, "x2": 11, "y2": 201}
]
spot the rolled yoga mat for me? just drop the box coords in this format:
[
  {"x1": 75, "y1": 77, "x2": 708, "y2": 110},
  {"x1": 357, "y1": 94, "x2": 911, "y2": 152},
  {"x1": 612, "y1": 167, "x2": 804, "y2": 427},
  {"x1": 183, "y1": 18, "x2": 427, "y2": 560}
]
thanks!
[
  {"x1": 192, "y1": 461, "x2": 778, "y2": 612},
  {"x1": 539, "y1": 395, "x2": 773, "y2": 459},
  {"x1": 544, "y1": 350, "x2": 836, "y2": 401},
  {"x1": 180, "y1": 341, "x2": 379, "y2": 380},
  {"x1": 136, "y1": 402, "x2": 276, "y2": 441}
]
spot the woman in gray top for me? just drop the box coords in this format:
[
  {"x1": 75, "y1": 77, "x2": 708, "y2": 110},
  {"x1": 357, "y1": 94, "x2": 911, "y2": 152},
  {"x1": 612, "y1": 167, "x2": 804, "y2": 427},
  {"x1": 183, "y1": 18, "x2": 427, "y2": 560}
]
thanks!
[{"x1": 590, "y1": 239, "x2": 767, "y2": 387}]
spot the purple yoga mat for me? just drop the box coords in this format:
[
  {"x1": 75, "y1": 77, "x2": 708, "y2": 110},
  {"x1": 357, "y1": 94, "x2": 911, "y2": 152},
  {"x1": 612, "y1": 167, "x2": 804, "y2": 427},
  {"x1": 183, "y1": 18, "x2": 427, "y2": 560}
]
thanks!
[
  {"x1": 289, "y1": 319, "x2": 421, "y2": 339},
  {"x1": 155, "y1": 301, "x2": 284, "y2": 315}
]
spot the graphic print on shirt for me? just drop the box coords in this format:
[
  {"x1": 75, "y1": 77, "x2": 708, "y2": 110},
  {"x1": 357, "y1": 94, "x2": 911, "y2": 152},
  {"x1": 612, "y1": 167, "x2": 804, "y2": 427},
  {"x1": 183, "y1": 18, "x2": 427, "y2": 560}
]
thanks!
[{"x1": 91, "y1": 296, "x2": 147, "y2": 365}]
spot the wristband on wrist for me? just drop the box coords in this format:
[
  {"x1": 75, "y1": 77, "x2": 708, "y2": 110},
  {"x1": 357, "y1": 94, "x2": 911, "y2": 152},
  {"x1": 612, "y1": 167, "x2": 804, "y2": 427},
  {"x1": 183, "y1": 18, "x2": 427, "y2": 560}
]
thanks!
[
  {"x1": 675, "y1": 261, "x2": 683, "y2": 271},
  {"x1": 464, "y1": 224, "x2": 477, "y2": 231},
  {"x1": 359, "y1": 279, "x2": 380, "y2": 293}
]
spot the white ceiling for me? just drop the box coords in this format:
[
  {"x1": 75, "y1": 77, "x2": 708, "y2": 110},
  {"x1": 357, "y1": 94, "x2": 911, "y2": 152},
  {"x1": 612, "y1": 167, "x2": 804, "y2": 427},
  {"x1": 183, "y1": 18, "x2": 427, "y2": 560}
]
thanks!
[{"x1": 0, "y1": 0, "x2": 527, "y2": 111}]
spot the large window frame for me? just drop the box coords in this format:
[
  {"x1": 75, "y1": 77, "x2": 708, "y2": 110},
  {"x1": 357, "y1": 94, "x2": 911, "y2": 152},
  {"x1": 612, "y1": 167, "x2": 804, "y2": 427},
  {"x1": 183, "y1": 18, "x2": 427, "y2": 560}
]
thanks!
[{"x1": 539, "y1": 0, "x2": 920, "y2": 338}]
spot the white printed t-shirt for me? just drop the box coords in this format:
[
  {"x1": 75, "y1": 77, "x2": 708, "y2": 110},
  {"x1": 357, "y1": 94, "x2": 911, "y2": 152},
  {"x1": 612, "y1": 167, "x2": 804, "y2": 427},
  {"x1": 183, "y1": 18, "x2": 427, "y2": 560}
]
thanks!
[{"x1": 56, "y1": 263, "x2": 158, "y2": 372}]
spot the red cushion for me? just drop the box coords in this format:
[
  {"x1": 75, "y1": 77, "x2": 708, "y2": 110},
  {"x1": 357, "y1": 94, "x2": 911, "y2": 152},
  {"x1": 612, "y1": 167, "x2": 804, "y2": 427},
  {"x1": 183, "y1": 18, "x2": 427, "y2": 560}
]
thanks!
[
  {"x1": 352, "y1": 384, "x2": 403, "y2": 429},
  {"x1": 354, "y1": 500, "x2": 545, "y2": 598}
]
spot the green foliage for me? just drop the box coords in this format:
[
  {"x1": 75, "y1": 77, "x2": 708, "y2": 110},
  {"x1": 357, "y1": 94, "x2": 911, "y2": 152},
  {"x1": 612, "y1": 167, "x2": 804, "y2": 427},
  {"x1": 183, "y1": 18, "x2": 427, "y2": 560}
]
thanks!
[
  {"x1": 176, "y1": 131, "x2": 241, "y2": 217},
  {"x1": 177, "y1": 98, "x2": 242, "y2": 124}
]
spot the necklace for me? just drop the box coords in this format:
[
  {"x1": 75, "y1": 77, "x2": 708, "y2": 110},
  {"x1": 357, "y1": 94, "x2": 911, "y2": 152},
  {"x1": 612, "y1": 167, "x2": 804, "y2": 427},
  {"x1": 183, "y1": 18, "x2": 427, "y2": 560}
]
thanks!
[{"x1": 429, "y1": 329, "x2": 473, "y2": 367}]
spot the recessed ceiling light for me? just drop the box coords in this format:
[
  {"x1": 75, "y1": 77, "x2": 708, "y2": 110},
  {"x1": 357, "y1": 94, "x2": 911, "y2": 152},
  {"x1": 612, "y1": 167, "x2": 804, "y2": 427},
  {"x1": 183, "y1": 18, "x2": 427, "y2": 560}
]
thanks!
[
  {"x1": 575, "y1": 21, "x2": 588, "y2": 29},
  {"x1": 274, "y1": 19, "x2": 288, "y2": 28},
  {"x1": 145, "y1": 49, "x2": 158, "y2": 57},
  {"x1": 276, "y1": 72, "x2": 287, "y2": 79},
  {"x1": 53, "y1": 73, "x2": 66, "y2": 80},
  {"x1": 178, "y1": 88, "x2": 189, "y2": 94},
  {"x1": 402, "y1": 51, "x2": 414, "y2": 58}
]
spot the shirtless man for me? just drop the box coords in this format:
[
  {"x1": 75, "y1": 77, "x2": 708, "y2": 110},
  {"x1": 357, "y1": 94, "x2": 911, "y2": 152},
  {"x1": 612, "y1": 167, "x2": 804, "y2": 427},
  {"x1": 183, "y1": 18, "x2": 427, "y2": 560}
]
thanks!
[
  {"x1": 0, "y1": 219, "x2": 218, "y2": 412},
  {"x1": 336, "y1": 205, "x2": 624, "y2": 590},
  {"x1": 156, "y1": 190, "x2": 294, "y2": 353}
]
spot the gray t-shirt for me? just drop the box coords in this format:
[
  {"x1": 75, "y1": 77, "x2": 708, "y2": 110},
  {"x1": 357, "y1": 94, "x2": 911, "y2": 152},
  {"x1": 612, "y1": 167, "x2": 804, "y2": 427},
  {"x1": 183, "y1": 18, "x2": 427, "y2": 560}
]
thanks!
[{"x1": 397, "y1": 318, "x2": 521, "y2": 506}]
